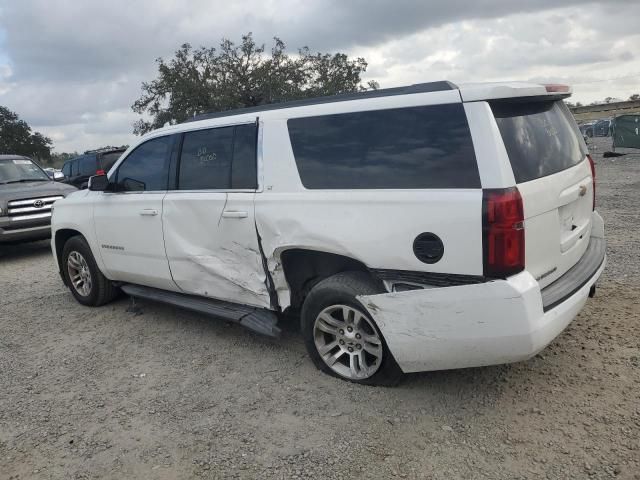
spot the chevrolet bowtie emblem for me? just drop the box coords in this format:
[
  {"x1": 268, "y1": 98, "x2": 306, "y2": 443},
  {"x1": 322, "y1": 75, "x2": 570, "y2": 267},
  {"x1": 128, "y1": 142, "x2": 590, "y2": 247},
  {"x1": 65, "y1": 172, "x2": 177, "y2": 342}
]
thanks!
[{"x1": 579, "y1": 185, "x2": 587, "y2": 197}]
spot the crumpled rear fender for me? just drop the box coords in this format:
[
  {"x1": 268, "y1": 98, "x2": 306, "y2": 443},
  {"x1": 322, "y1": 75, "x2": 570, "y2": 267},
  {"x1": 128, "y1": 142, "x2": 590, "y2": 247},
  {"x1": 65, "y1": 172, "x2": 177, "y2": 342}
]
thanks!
[{"x1": 357, "y1": 272, "x2": 544, "y2": 373}]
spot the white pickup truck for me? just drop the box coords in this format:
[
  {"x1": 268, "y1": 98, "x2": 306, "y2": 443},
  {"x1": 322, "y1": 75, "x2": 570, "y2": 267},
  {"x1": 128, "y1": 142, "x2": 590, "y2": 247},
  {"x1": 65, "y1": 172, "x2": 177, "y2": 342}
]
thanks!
[{"x1": 51, "y1": 81, "x2": 605, "y2": 385}]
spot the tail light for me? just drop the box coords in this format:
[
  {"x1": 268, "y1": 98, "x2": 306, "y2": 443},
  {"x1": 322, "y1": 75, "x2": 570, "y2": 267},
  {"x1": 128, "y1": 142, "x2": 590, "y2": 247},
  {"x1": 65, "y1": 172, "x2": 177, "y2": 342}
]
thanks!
[
  {"x1": 544, "y1": 84, "x2": 570, "y2": 93},
  {"x1": 482, "y1": 188, "x2": 525, "y2": 278},
  {"x1": 587, "y1": 154, "x2": 596, "y2": 210},
  {"x1": 96, "y1": 169, "x2": 106, "y2": 175}
]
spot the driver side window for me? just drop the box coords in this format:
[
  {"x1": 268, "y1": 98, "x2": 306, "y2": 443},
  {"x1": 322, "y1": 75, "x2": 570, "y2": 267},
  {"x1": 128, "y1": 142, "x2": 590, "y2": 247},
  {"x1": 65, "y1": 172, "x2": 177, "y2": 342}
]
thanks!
[{"x1": 115, "y1": 136, "x2": 172, "y2": 192}]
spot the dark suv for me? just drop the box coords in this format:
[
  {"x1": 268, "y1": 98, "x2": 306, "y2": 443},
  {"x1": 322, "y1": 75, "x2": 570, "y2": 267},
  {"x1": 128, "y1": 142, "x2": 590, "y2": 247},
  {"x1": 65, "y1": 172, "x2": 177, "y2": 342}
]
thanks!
[
  {"x1": 580, "y1": 119, "x2": 611, "y2": 138},
  {"x1": 61, "y1": 148, "x2": 125, "y2": 189}
]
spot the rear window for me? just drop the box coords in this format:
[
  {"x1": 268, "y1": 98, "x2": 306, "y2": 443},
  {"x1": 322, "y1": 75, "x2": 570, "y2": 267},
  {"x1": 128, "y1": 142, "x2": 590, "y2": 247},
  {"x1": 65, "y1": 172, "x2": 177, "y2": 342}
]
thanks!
[
  {"x1": 287, "y1": 104, "x2": 480, "y2": 189},
  {"x1": 491, "y1": 100, "x2": 585, "y2": 183},
  {"x1": 100, "y1": 152, "x2": 123, "y2": 172}
]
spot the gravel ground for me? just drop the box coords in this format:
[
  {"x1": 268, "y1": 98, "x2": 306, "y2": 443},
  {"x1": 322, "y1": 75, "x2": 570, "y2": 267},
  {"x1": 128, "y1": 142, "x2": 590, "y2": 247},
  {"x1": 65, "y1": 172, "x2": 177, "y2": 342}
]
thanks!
[{"x1": 1, "y1": 136, "x2": 639, "y2": 479}]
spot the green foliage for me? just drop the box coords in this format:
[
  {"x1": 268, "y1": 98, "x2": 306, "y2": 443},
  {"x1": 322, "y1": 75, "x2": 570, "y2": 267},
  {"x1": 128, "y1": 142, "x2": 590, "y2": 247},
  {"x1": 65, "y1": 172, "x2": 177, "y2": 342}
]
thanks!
[
  {"x1": 0, "y1": 106, "x2": 52, "y2": 162},
  {"x1": 132, "y1": 33, "x2": 378, "y2": 135}
]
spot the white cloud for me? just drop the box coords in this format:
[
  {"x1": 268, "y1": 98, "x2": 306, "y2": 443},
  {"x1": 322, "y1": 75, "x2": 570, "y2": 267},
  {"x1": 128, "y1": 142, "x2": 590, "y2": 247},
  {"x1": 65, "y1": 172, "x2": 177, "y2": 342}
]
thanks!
[{"x1": 0, "y1": 0, "x2": 638, "y2": 152}]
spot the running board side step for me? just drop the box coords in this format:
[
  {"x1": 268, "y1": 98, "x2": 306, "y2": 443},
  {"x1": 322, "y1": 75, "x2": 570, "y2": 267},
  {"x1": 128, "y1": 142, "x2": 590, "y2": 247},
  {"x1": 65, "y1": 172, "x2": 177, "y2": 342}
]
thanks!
[{"x1": 120, "y1": 284, "x2": 281, "y2": 338}]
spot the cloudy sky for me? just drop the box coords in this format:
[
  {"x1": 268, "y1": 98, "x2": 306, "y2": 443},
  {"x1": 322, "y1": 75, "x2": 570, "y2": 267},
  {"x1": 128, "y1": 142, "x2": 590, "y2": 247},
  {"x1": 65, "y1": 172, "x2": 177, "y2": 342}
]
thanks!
[{"x1": 1, "y1": 0, "x2": 639, "y2": 153}]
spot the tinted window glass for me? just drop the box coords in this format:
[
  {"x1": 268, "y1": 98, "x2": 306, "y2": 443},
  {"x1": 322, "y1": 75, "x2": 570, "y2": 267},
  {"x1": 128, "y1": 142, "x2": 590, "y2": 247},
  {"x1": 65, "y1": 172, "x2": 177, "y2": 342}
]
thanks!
[
  {"x1": 62, "y1": 162, "x2": 71, "y2": 177},
  {"x1": 79, "y1": 155, "x2": 96, "y2": 176},
  {"x1": 231, "y1": 124, "x2": 257, "y2": 189},
  {"x1": 116, "y1": 136, "x2": 172, "y2": 191},
  {"x1": 70, "y1": 159, "x2": 79, "y2": 176},
  {"x1": 100, "y1": 151, "x2": 123, "y2": 172},
  {"x1": 178, "y1": 126, "x2": 234, "y2": 190},
  {"x1": 491, "y1": 100, "x2": 585, "y2": 183},
  {"x1": 287, "y1": 104, "x2": 479, "y2": 189}
]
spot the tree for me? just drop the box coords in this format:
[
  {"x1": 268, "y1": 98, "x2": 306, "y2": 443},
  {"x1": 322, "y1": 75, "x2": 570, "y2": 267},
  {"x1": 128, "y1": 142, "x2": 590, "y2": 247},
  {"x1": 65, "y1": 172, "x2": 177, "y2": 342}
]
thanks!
[
  {"x1": 0, "y1": 106, "x2": 52, "y2": 162},
  {"x1": 50, "y1": 151, "x2": 79, "y2": 168},
  {"x1": 132, "y1": 33, "x2": 378, "y2": 135},
  {"x1": 629, "y1": 93, "x2": 640, "y2": 101}
]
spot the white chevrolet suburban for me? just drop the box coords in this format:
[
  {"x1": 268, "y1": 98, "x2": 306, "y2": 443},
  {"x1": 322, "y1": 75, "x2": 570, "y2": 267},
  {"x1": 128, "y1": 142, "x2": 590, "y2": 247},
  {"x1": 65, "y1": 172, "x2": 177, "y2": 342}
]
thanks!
[{"x1": 51, "y1": 81, "x2": 605, "y2": 385}]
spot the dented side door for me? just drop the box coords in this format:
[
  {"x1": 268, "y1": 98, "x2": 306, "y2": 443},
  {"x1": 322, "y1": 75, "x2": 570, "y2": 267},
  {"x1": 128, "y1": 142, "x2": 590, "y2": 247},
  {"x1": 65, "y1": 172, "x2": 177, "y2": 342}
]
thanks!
[
  {"x1": 162, "y1": 191, "x2": 271, "y2": 308},
  {"x1": 161, "y1": 121, "x2": 272, "y2": 309}
]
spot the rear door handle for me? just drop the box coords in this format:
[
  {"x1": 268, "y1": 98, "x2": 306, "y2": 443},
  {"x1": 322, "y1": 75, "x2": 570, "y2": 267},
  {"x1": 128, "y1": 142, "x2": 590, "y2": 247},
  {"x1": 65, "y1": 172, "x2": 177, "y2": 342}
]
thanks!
[
  {"x1": 139, "y1": 209, "x2": 158, "y2": 216},
  {"x1": 222, "y1": 210, "x2": 248, "y2": 219}
]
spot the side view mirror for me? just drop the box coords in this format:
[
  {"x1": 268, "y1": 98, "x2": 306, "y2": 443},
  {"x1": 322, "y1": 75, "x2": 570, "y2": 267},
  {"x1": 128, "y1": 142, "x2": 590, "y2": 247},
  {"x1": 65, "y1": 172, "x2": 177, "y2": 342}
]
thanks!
[{"x1": 88, "y1": 174, "x2": 109, "y2": 191}]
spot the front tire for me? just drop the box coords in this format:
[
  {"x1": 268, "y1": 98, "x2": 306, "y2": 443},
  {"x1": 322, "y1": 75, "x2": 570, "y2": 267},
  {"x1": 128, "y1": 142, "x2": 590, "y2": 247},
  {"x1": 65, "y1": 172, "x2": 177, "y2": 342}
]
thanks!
[
  {"x1": 61, "y1": 236, "x2": 118, "y2": 306},
  {"x1": 301, "y1": 271, "x2": 403, "y2": 386}
]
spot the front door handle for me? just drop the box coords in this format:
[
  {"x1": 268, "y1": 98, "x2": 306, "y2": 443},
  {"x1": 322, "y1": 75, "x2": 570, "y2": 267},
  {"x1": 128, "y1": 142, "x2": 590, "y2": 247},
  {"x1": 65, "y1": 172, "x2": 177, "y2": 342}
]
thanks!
[
  {"x1": 139, "y1": 209, "x2": 158, "y2": 216},
  {"x1": 222, "y1": 210, "x2": 248, "y2": 219}
]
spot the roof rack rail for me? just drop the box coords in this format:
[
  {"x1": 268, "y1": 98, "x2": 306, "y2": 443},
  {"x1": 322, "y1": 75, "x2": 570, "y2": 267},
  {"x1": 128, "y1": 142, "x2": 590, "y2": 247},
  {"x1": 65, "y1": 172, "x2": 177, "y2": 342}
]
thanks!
[
  {"x1": 83, "y1": 146, "x2": 127, "y2": 155},
  {"x1": 183, "y1": 81, "x2": 458, "y2": 123}
]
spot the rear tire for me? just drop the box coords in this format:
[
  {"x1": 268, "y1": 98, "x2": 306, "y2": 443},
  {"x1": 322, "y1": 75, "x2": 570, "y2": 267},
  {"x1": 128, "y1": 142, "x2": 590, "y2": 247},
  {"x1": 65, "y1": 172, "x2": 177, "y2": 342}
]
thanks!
[
  {"x1": 301, "y1": 271, "x2": 403, "y2": 386},
  {"x1": 61, "y1": 236, "x2": 118, "y2": 306}
]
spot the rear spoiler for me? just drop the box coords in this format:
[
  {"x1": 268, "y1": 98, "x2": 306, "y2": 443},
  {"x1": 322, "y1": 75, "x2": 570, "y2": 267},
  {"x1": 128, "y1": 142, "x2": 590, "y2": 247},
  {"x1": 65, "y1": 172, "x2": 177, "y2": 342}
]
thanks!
[{"x1": 458, "y1": 82, "x2": 572, "y2": 102}]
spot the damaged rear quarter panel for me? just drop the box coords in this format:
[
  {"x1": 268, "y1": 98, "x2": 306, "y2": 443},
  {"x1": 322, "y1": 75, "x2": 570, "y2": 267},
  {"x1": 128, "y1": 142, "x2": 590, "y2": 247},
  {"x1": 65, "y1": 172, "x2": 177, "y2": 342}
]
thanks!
[{"x1": 254, "y1": 117, "x2": 484, "y2": 310}]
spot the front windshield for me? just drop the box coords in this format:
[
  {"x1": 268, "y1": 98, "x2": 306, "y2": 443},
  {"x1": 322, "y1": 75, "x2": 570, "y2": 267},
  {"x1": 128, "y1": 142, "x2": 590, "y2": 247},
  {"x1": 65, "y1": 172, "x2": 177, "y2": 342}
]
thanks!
[{"x1": 0, "y1": 158, "x2": 50, "y2": 184}]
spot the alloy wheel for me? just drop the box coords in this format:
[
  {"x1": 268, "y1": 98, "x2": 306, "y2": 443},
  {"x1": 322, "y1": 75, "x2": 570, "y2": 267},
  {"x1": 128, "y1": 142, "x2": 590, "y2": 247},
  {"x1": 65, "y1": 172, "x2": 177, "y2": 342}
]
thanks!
[
  {"x1": 313, "y1": 304, "x2": 383, "y2": 380},
  {"x1": 67, "y1": 251, "x2": 92, "y2": 297}
]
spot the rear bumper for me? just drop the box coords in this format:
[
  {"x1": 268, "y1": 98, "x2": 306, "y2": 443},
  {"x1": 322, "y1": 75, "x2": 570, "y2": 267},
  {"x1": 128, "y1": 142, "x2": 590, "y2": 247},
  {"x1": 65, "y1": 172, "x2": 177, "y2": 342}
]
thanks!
[
  {"x1": 541, "y1": 236, "x2": 605, "y2": 311},
  {"x1": 358, "y1": 212, "x2": 606, "y2": 373}
]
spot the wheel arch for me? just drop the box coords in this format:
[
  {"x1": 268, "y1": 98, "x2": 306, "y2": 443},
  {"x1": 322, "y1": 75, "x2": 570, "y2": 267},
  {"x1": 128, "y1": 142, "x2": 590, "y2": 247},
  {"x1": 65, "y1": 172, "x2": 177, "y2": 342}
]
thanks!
[
  {"x1": 278, "y1": 248, "x2": 383, "y2": 311},
  {"x1": 54, "y1": 228, "x2": 84, "y2": 285}
]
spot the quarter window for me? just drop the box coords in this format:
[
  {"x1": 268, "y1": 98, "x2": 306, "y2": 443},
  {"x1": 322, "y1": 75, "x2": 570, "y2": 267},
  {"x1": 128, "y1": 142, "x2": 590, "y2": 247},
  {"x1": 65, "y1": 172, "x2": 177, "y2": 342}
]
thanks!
[
  {"x1": 115, "y1": 136, "x2": 172, "y2": 191},
  {"x1": 287, "y1": 104, "x2": 480, "y2": 189}
]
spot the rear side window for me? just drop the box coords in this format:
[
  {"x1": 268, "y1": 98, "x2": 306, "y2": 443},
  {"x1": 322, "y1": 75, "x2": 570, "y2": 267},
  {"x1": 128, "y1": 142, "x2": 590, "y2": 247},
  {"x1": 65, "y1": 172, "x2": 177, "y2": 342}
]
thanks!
[
  {"x1": 287, "y1": 104, "x2": 479, "y2": 189},
  {"x1": 78, "y1": 155, "x2": 96, "y2": 176},
  {"x1": 116, "y1": 136, "x2": 172, "y2": 191},
  {"x1": 177, "y1": 123, "x2": 257, "y2": 190},
  {"x1": 491, "y1": 100, "x2": 585, "y2": 183},
  {"x1": 61, "y1": 162, "x2": 71, "y2": 177},
  {"x1": 179, "y1": 126, "x2": 234, "y2": 190}
]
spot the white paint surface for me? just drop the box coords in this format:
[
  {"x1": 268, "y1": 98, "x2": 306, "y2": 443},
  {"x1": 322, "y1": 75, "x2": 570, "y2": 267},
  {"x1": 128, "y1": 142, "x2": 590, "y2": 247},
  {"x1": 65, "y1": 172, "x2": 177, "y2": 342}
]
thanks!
[
  {"x1": 162, "y1": 191, "x2": 271, "y2": 308},
  {"x1": 359, "y1": 247, "x2": 605, "y2": 373}
]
